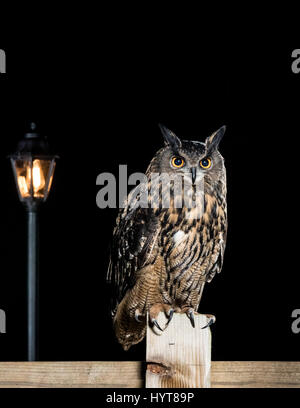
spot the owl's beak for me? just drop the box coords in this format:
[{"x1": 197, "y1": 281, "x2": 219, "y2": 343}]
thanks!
[{"x1": 191, "y1": 167, "x2": 197, "y2": 184}]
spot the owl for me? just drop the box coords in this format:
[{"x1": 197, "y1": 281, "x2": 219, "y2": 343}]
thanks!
[{"x1": 107, "y1": 125, "x2": 227, "y2": 350}]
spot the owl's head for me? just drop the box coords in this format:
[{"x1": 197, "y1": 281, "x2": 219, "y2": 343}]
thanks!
[{"x1": 147, "y1": 125, "x2": 226, "y2": 187}]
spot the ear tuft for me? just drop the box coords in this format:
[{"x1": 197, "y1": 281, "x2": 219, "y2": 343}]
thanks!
[
  {"x1": 205, "y1": 125, "x2": 226, "y2": 150},
  {"x1": 159, "y1": 124, "x2": 182, "y2": 149}
]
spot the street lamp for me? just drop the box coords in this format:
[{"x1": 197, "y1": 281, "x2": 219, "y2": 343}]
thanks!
[{"x1": 9, "y1": 122, "x2": 58, "y2": 361}]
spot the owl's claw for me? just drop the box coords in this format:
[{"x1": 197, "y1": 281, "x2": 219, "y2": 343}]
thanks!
[
  {"x1": 149, "y1": 303, "x2": 174, "y2": 331},
  {"x1": 201, "y1": 314, "x2": 216, "y2": 329},
  {"x1": 167, "y1": 308, "x2": 174, "y2": 325},
  {"x1": 187, "y1": 309, "x2": 195, "y2": 328},
  {"x1": 135, "y1": 309, "x2": 142, "y2": 323},
  {"x1": 151, "y1": 318, "x2": 163, "y2": 331}
]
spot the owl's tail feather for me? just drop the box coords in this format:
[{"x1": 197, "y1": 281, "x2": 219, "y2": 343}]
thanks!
[{"x1": 113, "y1": 295, "x2": 146, "y2": 351}]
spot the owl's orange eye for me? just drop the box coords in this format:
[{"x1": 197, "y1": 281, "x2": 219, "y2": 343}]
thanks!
[
  {"x1": 171, "y1": 157, "x2": 185, "y2": 168},
  {"x1": 199, "y1": 157, "x2": 212, "y2": 169}
]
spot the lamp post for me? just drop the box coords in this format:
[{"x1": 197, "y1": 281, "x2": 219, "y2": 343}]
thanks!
[{"x1": 9, "y1": 123, "x2": 58, "y2": 361}]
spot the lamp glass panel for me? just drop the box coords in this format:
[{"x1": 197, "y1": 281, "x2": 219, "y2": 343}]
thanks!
[
  {"x1": 12, "y1": 158, "x2": 56, "y2": 200},
  {"x1": 42, "y1": 159, "x2": 56, "y2": 200},
  {"x1": 13, "y1": 158, "x2": 32, "y2": 200}
]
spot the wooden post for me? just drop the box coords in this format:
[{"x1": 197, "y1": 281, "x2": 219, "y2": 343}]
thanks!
[{"x1": 146, "y1": 312, "x2": 211, "y2": 388}]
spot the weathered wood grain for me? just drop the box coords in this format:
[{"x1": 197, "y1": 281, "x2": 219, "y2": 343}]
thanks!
[
  {"x1": 211, "y1": 361, "x2": 300, "y2": 388},
  {"x1": 0, "y1": 361, "x2": 143, "y2": 388},
  {"x1": 0, "y1": 361, "x2": 299, "y2": 388},
  {"x1": 146, "y1": 312, "x2": 211, "y2": 388}
]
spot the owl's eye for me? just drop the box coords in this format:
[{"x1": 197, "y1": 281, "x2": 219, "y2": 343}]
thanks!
[
  {"x1": 199, "y1": 157, "x2": 212, "y2": 169},
  {"x1": 171, "y1": 157, "x2": 185, "y2": 168}
]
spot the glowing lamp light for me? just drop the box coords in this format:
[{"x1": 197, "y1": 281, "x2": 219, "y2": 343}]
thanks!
[{"x1": 17, "y1": 160, "x2": 46, "y2": 197}]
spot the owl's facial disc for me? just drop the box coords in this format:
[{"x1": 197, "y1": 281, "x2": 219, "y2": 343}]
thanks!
[{"x1": 168, "y1": 150, "x2": 211, "y2": 186}]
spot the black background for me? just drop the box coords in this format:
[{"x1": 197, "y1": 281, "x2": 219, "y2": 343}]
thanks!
[{"x1": 0, "y1": 34, "x2": 299, "y2": 364}]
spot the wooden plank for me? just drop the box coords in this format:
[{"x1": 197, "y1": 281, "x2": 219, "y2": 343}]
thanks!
[
  {"x1": 0, "y1": 361, "x2": 299, "y2": 388},
  {"x1": 146, "y1": 312, "x2": 211, "y2": 388},
  {"x1": 0, "y1": 361, "x2": 143, "y2": 388},
  {"x1": 211, "y1": 361, "x2": 300, "y2": 388}
]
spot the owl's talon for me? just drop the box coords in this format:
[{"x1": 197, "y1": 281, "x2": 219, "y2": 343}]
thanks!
[
  {"x1": 151, "y1": 318, "x2": 163, "y2": 331},
  {"x1": 167, "y1": 309, "x2": 174, "y2": 325},
  {"x1": 149, "y1": 303, "x2": 173, "y2": 331},
  {"x1": 135, "y1": 309, "x2": 142, "y2": 323},
  {"x1": 201, "y1": 315, "x2": 216, "y2": 329},
  {"x1": 187, "y1": 309, "x2": 195, "y2": 328}
]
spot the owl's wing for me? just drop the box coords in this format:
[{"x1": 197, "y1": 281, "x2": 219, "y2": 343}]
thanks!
[
  {"x1": 205, "y1": 229, "x2": 227, "y2": 283},
  {"x1": 107, "y1": 185, "x2": 160, "y2": 317}
]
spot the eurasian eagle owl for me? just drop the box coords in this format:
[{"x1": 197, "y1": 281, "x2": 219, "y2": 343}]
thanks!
[{"x1": 107, "y1": 125, "x2": 227, "y2": 350}]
